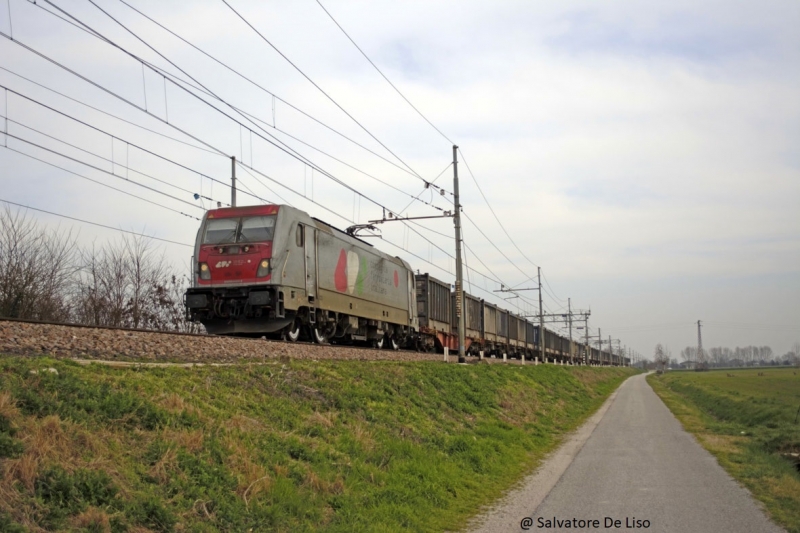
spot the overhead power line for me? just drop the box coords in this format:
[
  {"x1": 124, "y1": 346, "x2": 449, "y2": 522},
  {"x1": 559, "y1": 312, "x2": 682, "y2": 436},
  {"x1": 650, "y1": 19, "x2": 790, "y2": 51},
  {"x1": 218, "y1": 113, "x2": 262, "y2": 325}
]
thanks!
[
  {"x1": 220, "y1": 0, "x2": 444, "y2": 191},
  {"x1": 309, "y1": 0, "x2": 549, "y2": 309},
  {"x1": 4, "y1": 130, "x2": 202, "y2": 212},
  {"x1": 34, "y1": 0, "x2": 446, "y2": 217},
  {"x1": 310, "y1": 0, "x2": 561, "y2": 308},
  {"x1": 458, "y1": 148, "x2": 540, "y2": 270},
  {"x1": 1, "y1": 85, "x2": 232, "y2": 204},
  {"x1": 1, "y1": 143, "x2": 198, "y2": 220},
  {"x1": 314, "y1": 0, "x2": 454, "y2": 146},
  {"x1": 0, "y1": 198, "x2": 192, "y2": 248},
  {"x1": 113, "y1": 0, "x2": 435, "y2": 185},
  {"x1": 0, "y1": 66, "x2": 219, "y2": 156},
  {"x1": 8, "y1": 7, "x2": 471, "y2": 280},
  {"x1": 0, "y1": 29, "x2": 277, "y2": 206}
]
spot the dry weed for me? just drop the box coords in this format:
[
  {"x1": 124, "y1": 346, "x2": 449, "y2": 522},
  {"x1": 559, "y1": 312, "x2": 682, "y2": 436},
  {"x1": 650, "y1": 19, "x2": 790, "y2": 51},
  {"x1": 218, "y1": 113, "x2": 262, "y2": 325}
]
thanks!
[
  {"x1": 26, "y1": 415, "x2": 71, "y2": 460},
  {"x1": 497, "y1": 388, "x2": 539, "y2": 425},
  {"x1": 698, "y1": 433, "x2": 745, "y2": 454},
  {"x1": 161, "y1": 427, "x2": 205, "y2": 453},
  {"x1": 351, "y1": 421, "x2": 374, "y2": 451},
  {"x1": 70, "y1": 507, "x2": 111, "y2": 533},
  {"x1": 304, "y1": 469, "x2": 328, "y2": 493},
  {"x1": 5, "y1": 450, "x2": 40, "y2": 491},
  {"x1": 767, "y1": 472, "x2": 800, "y2": 500},
  {"x1": 0, "y1": 390, "x2": 19, "y2": 423},
  {"x1": 307, "y1": 411, "x2": 336, "y2": 428},
  {"x1": 224, "y1": 414, "x2": 264, "y2": 432},
  {"x1": 148, "y1": 445, "x2": 178, "y2": 485},
  {"x1": 303, "y1": 469, "x2": 345, "y2": 495},
  {"x1": 160, "y1": 392, "x2": 185, "y2": 412}
]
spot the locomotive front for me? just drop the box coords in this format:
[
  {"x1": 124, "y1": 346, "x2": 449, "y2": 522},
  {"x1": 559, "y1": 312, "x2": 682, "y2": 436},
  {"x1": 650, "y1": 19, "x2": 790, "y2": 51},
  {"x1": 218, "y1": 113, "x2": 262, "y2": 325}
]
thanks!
[{"x1": 184, "y1": 205, "x2": 289, "y2": 335}]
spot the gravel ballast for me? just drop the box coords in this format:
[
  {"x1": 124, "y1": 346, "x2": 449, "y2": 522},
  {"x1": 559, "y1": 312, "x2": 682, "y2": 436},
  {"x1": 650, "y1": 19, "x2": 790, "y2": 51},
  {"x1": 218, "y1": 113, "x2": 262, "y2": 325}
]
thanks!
[{"x1": 0, "y1": 319, "x2": 524, "y2": 365}]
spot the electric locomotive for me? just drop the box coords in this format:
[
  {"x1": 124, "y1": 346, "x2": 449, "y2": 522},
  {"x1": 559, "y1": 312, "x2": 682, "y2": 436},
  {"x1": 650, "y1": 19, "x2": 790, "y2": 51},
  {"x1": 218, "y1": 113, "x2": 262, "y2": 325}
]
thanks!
[{"x1": 184, "y1": 204, "x2": 418, "y2": 347}]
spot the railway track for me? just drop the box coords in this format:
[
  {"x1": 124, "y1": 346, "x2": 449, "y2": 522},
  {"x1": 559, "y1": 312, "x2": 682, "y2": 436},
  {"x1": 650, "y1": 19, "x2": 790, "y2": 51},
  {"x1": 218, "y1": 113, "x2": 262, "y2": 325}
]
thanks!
[{"x1": 0, "y1": 317, "x2": 521, "y2": 365}]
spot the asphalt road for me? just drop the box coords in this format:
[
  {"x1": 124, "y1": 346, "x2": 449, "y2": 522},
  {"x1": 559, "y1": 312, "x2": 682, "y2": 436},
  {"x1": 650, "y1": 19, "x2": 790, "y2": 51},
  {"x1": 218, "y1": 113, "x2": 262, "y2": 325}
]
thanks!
[{"x1": 470, "y1": 373, "x2": 784, "y2": 533}]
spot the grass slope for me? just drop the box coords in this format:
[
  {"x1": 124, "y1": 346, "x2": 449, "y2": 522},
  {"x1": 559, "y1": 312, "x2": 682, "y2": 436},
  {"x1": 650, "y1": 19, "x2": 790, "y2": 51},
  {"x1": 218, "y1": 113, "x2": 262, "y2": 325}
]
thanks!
[
  {"x1": 648, "y1": 368, "x2": 800, "y2": 533},
  {"x1": 0, "y1": 355, "x2": 634, "y2": 532}
]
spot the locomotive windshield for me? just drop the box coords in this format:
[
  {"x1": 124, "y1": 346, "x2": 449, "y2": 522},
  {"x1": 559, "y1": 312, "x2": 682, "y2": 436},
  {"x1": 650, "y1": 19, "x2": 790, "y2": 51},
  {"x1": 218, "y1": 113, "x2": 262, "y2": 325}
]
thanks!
[
  {"x1": 240, "y1": 216, "x2": 276, "y2": 242},
  {"x1": 203, "y1": 216, "x2": 276, "y2": 244}
]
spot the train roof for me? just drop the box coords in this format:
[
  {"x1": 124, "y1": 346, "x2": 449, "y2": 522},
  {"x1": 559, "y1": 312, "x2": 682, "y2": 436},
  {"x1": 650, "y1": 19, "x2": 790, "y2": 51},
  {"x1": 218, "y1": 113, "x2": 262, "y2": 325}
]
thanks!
[{"x1": 206, "y1": 204, "x2": 280, "y2": 218}]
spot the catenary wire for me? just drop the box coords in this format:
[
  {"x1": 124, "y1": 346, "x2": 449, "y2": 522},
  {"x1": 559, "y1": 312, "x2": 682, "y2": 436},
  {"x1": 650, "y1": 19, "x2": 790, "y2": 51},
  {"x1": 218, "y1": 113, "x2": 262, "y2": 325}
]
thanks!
[
  {"x1": 0, "y1": 30, "x2": 276, "y2": 206},
  {"x1": 0, "y1": 87, "x2": 232, "y2": 204},
  {"x1": 220, "y1": 0, "x2": 440, "y2": 188},
  {"x1": 38, "y1": 1, "x2": 450, "y2": 219},
  {"x1": 0, "y1": 198, "x2": 193, "y2": 247},
  {"x1": 1, "y1": 142, "x2": 199, "y2": 220},
  {"x1": 4, "y1": 131, "x2": 203, "y2": 211},
  {"x1": 314, "y1": 0, "x2": 454, "y2": 146},
  {"x1": 0, "y1": 66, "x2": 220, "y2": 156},
  {"x1": 113, "y1": 0, "x2": 438, "y2": 186}
]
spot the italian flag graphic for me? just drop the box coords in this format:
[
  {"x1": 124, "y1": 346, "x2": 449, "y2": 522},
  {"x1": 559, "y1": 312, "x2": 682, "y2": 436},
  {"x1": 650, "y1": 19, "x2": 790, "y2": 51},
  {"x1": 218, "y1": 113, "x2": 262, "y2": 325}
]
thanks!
[{"x1": 334, "y1": 249, "x2": 366, "y2": 294}]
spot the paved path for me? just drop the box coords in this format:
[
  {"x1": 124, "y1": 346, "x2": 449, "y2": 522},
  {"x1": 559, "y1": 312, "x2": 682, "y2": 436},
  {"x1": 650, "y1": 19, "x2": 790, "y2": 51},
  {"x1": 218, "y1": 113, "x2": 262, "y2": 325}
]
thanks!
[{"x1": 470, "y1": 373, "x2": 784, "y2": 533}]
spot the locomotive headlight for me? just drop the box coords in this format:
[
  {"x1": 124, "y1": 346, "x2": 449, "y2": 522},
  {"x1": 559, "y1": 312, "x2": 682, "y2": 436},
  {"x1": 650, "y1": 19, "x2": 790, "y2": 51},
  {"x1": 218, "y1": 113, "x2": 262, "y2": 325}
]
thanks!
[
  {"x1": 199, "y1": 262, "x2": 211, "y2": 280},
  {"x1": 256, "y1": 259, "x2": 270, "y2": 278}
]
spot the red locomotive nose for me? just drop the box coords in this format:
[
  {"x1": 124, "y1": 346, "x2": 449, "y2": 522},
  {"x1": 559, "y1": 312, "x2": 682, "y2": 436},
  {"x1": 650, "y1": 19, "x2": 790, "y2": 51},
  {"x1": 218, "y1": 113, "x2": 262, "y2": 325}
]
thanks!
[{"x1": 199, "y1": 241, "x2": 273, "y2": 284}]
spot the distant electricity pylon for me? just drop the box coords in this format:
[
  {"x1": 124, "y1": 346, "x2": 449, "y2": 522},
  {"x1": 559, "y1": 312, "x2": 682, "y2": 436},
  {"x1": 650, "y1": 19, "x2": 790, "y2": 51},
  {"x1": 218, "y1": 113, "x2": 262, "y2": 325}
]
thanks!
[{"x1": 696, "y1": 320, "x2": 708, "y2": 371}]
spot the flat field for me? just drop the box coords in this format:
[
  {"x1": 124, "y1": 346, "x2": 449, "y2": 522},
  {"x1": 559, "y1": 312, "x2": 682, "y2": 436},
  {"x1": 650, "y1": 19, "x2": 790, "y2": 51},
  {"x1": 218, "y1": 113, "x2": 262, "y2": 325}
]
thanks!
[
  {"x1": 0, "y1": 355, "x2": 634, "y2": 532},
  {"x1": 648, "y1": 367, "x2": 800, "y2": 533}
]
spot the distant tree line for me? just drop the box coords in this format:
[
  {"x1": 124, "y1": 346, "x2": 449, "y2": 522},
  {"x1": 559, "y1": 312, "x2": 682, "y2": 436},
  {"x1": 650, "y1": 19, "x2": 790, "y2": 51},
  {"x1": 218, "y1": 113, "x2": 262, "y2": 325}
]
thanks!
[
  {"x1": 679, "y1": 343, "x2": 799, "y2": 368},
  {"x1": 0, "y1": 207, "x2": 200, "y2": 333}
]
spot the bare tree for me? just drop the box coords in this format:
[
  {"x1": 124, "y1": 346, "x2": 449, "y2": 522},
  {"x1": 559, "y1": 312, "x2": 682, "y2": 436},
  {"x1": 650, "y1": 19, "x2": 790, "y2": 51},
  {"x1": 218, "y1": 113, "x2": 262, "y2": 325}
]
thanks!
[
  {"x1": 73, "y1": 234, "x2": 200, "y2": 332},
  {"x1": 654, "y1": 343, "x2": 669, "y2": 372},
  {"x1": 74, "y1": 239, "x2": 129, "y2": 327},
  {"x1": 0, "y1": 207, "x2": 77, "y2": 321}
]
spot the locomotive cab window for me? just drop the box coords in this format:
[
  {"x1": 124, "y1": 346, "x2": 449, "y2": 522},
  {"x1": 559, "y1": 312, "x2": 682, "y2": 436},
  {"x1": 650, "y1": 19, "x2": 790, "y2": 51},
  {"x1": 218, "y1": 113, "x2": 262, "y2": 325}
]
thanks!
[
  {"x1": 239, "y1": 216, "x2": 276, "y2": 243},
  {"x1": 203, "y1": 215, "x2": 276, "y2": 244},
  {"x1": 203, "y1": 218, "x2": 238, "y2": 244},
  {"x1": 296, "y1": 224, "x2": 304, "y2": 247}
]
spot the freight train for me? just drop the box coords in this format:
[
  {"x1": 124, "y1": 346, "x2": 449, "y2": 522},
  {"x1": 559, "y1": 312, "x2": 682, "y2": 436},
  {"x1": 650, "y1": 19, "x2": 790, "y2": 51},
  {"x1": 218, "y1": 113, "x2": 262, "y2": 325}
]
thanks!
[{"x1": 184, "y1": 204, "x2": 628, "y2": 366}]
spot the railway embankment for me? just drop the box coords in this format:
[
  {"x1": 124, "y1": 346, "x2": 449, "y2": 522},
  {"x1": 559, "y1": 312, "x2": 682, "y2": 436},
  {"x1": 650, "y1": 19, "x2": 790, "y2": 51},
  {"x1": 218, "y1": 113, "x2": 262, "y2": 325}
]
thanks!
[{"x1": 0, "y1": 348, "x2": 635, "y2": 532}]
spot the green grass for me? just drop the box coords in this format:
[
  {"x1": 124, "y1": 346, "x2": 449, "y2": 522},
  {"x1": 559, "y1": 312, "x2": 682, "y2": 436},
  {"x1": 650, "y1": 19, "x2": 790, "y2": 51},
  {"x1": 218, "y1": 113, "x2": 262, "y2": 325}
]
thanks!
[
  {"x1": 0, "y1": 355, "x2": 635, "y2": 532},
  {"x1": 648, "y1": 368, "x2": 800, "y2": 533}
]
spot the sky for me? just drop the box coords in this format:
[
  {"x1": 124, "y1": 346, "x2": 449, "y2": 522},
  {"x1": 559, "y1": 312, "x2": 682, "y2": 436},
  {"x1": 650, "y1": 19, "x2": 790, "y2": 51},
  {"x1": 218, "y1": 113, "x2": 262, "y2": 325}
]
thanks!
[{"x1": 0, "y1": 0, "x2": 798, "y2": 358}]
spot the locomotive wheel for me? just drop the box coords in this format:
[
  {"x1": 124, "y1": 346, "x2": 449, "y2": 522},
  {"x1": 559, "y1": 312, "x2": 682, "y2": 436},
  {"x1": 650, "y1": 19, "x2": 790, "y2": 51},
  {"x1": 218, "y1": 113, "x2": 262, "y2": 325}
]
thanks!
[
  {"x1": 283, "y1": 319, "x2": 302, "y2": 342},
  {"x1": 311, "y1": 326, "x2": 329, "y2": 344},
  {"x1": 377, "y1": 334, "x2": 399, "y2": 351}
]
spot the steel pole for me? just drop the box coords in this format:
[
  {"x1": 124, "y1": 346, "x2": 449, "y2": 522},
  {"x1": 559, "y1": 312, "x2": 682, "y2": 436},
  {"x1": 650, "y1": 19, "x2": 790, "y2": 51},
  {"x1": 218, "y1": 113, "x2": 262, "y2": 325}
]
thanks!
[
  {"x1": 231, "y1": 156, "x2": 237, "y2": 207},
  {"x1": 568, "y1": 297, "x2": 573, "y2": 363},
  {"x1": 453, "y1": 145, "x2": 466, "y2": 363},
  {"x1": 538, "y1": 267, "x2": 545, "y2": 362}
]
